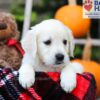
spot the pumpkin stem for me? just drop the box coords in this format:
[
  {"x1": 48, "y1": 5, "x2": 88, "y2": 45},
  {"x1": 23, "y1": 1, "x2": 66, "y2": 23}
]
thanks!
[
  {"x1": 82, "y1": 31, "x2": 92, "y2": 61},
  {"x1": 68, "y1": 0, "x2": 77, "y2": 5}
]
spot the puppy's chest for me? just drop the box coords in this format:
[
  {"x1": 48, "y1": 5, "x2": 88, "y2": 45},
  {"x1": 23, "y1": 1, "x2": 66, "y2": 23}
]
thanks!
[{"x1": 34, "y1": 65, "x2": 63, "y2": 72}]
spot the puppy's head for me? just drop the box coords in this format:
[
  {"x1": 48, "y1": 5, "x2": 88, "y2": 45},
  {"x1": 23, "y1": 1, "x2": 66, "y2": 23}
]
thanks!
[{"x1": 21, "y1": 19, "x2": 74, "y2": 67}]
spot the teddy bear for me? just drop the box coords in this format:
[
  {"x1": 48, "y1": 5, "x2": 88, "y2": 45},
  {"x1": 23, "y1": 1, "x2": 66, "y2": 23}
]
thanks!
[{"x1": 0, "y1": 12, "x2": 23, "y2": 70}]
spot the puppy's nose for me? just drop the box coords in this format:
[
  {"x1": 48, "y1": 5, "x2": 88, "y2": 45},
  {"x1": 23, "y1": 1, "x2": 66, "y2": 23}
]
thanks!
[{"x1": 56, "y1": 53, "x2": 64, "y2": 61}]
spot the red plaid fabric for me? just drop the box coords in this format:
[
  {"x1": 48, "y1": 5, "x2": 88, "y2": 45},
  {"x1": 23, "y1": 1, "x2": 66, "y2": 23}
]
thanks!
[{"x1": 0, "y1": 66, "x2": 96, "y2": 100}]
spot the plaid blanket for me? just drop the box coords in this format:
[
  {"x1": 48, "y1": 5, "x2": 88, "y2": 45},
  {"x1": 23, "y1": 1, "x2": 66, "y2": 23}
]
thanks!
[{"x1": 0, "y1": 66, "x2": 96, "y2": 100}]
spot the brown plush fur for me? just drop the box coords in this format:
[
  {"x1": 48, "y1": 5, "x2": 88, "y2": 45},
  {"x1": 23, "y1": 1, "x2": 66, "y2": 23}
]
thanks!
[{"x1": 0, "y1": 12, "x2": 22, "y2": 70}]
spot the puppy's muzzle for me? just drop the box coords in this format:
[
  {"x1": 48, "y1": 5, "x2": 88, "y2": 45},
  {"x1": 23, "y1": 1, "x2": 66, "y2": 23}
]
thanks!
[{"x1": 55, "y1": 53, "x2": 64, "y2": 64}]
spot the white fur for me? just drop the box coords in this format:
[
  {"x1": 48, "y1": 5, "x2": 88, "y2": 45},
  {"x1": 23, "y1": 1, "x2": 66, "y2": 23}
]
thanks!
[
  {"x1": 60, "y1": 62, "x2": 83, "y2": 92},
  {"x1": 19, "y1": 19, "x2": 83, "y2": 92}
]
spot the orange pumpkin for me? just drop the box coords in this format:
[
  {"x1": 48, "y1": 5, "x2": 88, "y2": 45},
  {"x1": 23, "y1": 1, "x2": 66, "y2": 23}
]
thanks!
[
  {"x1": 55, "y1": 5, "x2": 91, "y2": 38},
  {"x1": 73, "y1": 59, "x2": 100, "y2": 96}
]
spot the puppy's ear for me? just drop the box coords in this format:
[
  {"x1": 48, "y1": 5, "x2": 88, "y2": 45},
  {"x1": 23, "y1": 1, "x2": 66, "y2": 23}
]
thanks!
[
  {"x1": 68, "y1": 31, "x2": 75, "y2": 57},
  {"x1": 21, "y1": 30, "x2": 37, "y2": 57}
]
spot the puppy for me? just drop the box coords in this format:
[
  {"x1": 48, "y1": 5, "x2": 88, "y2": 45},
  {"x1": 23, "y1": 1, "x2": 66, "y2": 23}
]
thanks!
[{"x1": 19, "y1": 19, "x2": 83, "y2": 93}]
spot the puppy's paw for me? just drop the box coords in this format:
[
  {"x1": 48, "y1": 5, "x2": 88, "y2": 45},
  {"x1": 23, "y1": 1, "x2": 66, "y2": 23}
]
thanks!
[
  {"x1": 71, "y1": 62, "x2": 83, "y2": 74},
  {"x1": 18, "y1": 69, "x2": 35, "y2": 88},
  {"x1": 60, "y1": 71, "x2": 76, "y2": 93}
]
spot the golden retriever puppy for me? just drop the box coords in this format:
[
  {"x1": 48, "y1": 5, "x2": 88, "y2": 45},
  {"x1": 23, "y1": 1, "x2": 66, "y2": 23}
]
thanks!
[{"x1": 19, "y1": 19, "x2": 83, "y2": 93}]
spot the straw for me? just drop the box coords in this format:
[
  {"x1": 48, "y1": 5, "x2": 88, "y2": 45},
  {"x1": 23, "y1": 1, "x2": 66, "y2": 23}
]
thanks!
[{"x1": 68, "y1": 0, "x2": 77, "y2": 5}]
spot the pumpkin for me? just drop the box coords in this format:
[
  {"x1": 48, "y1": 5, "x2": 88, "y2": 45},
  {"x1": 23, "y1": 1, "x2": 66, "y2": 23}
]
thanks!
[
  {"x1": 55, "y1": 5, "x2": 91, "y2": 38},
  {"x1": 72, "y1": 59, "x2": 100, "y2": 96}
]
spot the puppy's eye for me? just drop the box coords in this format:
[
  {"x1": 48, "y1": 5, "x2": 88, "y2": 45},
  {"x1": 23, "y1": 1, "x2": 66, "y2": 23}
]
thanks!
[
  {"x1": 63, "y1": 40, "x2": 67, "y2": 45},
  {"x1": 44, "y1": 40, "x2": 51, "y2": 45}
]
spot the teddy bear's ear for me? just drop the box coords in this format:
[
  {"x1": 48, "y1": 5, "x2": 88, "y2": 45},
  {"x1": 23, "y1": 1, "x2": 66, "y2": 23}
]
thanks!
[{"x1": 21, "y1": 30, "x2": 37, "y2": 57}]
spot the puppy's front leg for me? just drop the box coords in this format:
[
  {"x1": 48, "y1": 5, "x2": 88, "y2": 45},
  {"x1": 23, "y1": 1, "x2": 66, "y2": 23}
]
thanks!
[
  {"x1": 60, "y1": 62, "x2": 83, "y2": 93},
  {"x1": 19, "y1": 54, "x2": 35, "y2": 88}
]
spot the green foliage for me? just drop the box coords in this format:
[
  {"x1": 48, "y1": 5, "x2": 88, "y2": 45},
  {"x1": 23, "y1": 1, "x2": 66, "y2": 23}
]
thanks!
[
  {"x1": 11, "y1": 4, "x2": 37, "y2": 22},
  {"x1": 74, "y1": 45, "x2": 100, "y2": 63},
  {"x1": 74, "y1": 45, "x2": 83, "y2": 58},
  {"x1": 11, "y1": 5, "x2": 24, "y2": 15},
  {"x1": 91, "y1": 47, "x2": 100, "y2": 62},
  {"x1": 10, "y1": 0, "x2": 67, "y2": 28}
]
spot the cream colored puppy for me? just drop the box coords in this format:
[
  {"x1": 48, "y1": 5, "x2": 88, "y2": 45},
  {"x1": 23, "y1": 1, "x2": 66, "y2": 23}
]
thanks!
[{"x1": 19, "y1": 19, "x2": 83, "y2": 92}]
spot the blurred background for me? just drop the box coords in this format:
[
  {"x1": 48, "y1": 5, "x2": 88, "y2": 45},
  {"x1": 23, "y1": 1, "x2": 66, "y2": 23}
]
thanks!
[
  {"x1": 0, "y1": 0, "x2": 99, "y2": 62},
  {"x1": 0, "y1": 0, "x2": 100, "y2": 97}
]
